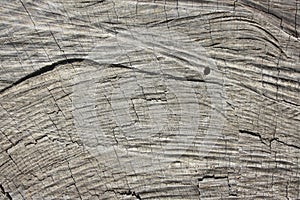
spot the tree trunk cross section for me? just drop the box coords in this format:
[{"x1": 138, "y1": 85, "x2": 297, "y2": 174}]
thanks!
[{"x1": 0, "y1": 0, "x2": 299, "y2": 199}]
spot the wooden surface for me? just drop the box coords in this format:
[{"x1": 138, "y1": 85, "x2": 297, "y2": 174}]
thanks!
[{"x1": 0, "y1": 0, "x2": 299, "y2": 199}]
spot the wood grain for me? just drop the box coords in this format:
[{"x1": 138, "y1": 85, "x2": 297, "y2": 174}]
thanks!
[{"x1": 0, "y1": 0, "x2": 299, "y2": 199}]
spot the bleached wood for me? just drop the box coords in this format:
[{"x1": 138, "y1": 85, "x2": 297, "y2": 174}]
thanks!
[{"x1": 0, "y1": 0, "x2": 299, "y2": 199}]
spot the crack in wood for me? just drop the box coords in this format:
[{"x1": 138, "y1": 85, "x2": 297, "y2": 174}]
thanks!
[
  {"x1": 240, "y1": 130, "x2": 300, "y2": 150},
  {"x1": 0, "y1": 58, "x2": 209, "y2": 95},
  {"x1": 198, "y1": 174, "x2": 228, "y2": 182},
  {"x1": 104, "y1": 189, "x2": 142, "y2": 200},
  {"x1": 239, "y1": 129, "x2": 268, "y2": 146},
  {"x1": 0, "y1": 58, "x2": 85, "y2": 94},
  {"x1": 0, "y1": 184, "x2": 12, "y2": 200}
]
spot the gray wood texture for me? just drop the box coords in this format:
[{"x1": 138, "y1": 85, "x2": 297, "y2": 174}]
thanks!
[{"x1": 0, "y1": 0, "x2": 299, "y2": 199}]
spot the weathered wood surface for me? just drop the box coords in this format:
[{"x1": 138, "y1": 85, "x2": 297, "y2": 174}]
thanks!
[{"x1": 0, "y1": 0, "x2": 299, "y2": 199}]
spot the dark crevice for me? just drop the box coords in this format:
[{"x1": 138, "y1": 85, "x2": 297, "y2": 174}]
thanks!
[
  {"x1": 105, "y1": 189, "x2": 142, "y2": 200},
  {"x1": 229, "y1": 193, "x2": 238, "y2": 196},
  {"x1": 0, "y1": 58, "x2": 85, "y2": 94},
  {"x1": 239, "y1": 129, "x2": 262, "y2": 138},
  {"x1": 0, "y1": 184, "x2": 12, "y2": 200},
  {"x1": 240, "y1": 130, "x2": 300, "y2": 150},
  {"x1": 271, "y1": 138, "x2": 300, "y2": 150},
  {"x1": 0, "y1": 58, "x2": 210, "y2": 95},
  {"x1": 120, "y1": 190, "x2": 142, "y2": 200},
  {"x1": 67, "y1": 162, "x2": 83, "y2": 200},
  {"x1": 282, "y1": 99, "x2": 299, "y2": 107},
  {"x1": 19, "y1": 0, "x2": 36, "y2": 27},
  {"x1": 239, "y1": 129, "x2": 268, "y2": 146},
  {"x1": 111, "y1": 63, "x2": 206, "y2": 83},
  {"x1": 198, "y1": 174, "x2": 228, "y2": 182}
]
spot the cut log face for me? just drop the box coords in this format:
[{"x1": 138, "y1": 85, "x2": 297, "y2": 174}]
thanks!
[{"x1": 0, "y1": 0, "x2": 299, "y2": 199}]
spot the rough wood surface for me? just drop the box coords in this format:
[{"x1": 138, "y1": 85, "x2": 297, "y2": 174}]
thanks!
[{"x1": 0, "y1": 0, "x2": 299, "y2": 199}]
